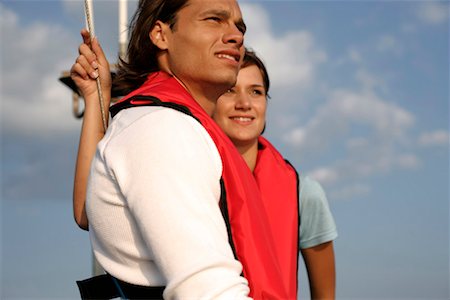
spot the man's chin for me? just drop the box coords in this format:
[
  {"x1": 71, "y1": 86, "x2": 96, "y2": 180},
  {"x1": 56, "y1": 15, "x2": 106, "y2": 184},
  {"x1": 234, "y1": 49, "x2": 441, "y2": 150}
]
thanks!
[
  {"x1": 209, "y1": 75, "x2": 237, "y2": 93},
  {"x1": 221, "y1": 73, "x2": 238, "y2": 89}
]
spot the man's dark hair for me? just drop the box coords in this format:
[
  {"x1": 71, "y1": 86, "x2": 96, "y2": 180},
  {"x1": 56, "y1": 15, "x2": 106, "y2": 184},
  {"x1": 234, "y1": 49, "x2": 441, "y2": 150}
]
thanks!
[{"x1": 114, "y1": 0, "x2": 189, "y2": 94}]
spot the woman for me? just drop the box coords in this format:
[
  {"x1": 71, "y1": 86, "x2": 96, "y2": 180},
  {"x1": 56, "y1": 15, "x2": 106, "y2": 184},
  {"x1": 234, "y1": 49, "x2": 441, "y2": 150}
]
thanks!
[
  {"x1": 213, "y1": 50, "x2": 337, "y2": 299},
  {"x1": 72, "y1": 31, "x2": 337, "y2": 298}
]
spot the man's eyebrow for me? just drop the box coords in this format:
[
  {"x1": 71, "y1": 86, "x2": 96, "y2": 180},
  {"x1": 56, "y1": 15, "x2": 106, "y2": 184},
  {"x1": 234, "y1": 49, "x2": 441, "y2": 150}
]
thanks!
[
  {"x1": 199, "y1": 9, "x2": 230, "y2": 18},
  {"x1": 199, "y1": 9, "x2": 247, "y2": 34}
]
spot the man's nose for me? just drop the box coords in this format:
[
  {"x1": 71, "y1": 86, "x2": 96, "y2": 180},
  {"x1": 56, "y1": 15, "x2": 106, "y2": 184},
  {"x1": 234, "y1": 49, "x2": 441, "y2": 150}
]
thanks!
[{"x1": 223, "y1": 24, "x2": 244, "y2": 48}]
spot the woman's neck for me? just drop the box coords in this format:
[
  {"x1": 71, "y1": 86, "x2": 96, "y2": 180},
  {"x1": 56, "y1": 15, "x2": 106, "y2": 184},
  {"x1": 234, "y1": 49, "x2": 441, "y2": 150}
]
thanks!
[{"x1": 235, "y1": 140, "x2": 259, "y2": 172}]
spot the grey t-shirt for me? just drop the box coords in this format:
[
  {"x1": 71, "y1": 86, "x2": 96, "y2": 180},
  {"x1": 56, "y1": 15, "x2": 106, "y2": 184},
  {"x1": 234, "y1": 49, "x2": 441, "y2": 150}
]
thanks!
[{"x1": 299, "y1": 176, "x2": 338, "y2": 249}]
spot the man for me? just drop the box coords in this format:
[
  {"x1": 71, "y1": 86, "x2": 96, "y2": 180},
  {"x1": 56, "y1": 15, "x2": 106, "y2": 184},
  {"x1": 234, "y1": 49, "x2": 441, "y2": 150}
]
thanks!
[{"x1": 73, "y1": 0, "x2": 288, "y2": 298}]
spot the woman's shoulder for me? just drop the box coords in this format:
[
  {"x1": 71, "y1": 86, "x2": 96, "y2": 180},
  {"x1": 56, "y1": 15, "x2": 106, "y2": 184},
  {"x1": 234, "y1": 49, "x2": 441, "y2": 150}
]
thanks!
[
  {"x1": 299, "y1": 175, "x2": 327, "y2": 204},
  {"x1": 298, "y1": 175, "x2": 338, "y2": 248}
]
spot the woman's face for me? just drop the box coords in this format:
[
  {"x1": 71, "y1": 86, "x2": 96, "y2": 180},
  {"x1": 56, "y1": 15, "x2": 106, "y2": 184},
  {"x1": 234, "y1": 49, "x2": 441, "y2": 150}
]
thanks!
[{"x1": 213, "y1": 64, "x2": 267, "y2": 148}]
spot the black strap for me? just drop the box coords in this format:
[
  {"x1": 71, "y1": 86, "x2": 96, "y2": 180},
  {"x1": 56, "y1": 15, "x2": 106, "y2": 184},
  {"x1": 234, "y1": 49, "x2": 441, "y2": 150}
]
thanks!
[
  {"x1": 110, "y1": 95, "x2": 199, "y2": 123},
  {"x1": 219, "y1": 178, "x2": 237, "y2": 260},
  {"x1": 284, "y1": 158, "x2": 301, "y2": 293},
  {"x1": 76, "y1": 273, "x2": 164, "y2": 299}
]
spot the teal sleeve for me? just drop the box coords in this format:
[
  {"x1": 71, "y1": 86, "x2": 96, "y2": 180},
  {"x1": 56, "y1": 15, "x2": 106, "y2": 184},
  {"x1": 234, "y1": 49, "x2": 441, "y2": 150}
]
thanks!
[{"x1": 299, "y1": 176, "x2": 338, "y2": 249}]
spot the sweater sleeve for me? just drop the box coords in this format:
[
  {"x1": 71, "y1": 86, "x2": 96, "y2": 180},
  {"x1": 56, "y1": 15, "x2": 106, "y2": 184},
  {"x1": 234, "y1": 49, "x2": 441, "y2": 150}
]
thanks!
[
  {"x1": 299, "y1": 176, "x2": 338, "y2": 249},
  {"x1": 104, "y1": 108, "x2": 251, "y2": 299}
]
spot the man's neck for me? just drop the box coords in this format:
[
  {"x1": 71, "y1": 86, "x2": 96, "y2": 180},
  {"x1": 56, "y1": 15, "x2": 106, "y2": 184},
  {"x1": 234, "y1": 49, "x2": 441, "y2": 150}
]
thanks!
[
  {"x1": 157, "y1": 60, "x2": 228, "y2": 116},
  {"x1": 180, "y1": 79, "x2": 231, "y2": 116},
  {"x1": 161, "y1": 71, "x2": 222, "y2": 116}
]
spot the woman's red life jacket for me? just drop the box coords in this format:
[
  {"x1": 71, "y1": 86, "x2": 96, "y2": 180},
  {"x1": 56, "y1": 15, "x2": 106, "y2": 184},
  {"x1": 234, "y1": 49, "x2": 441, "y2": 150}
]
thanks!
[
  {"x1": 254, "y1": 136, "x2": 300, "y2": 298},
  {"x1": 110, "y1": 71, "x2": 293, "y2": 299}
]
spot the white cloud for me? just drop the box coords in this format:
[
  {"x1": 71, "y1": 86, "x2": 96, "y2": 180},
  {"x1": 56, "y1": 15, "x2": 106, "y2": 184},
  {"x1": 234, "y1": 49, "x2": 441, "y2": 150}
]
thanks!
[
  {"x1": 241, "y1": 3, "x2": 445, "y2": 199},
  {"x1": 349, "y1": 48, "x2": 363, "y2": 64},
  {"x1": 328, "y1": 183, "x2": 371, "y2": 201},
  {"x1": 396, "y1": 153, "x2": 421, "y2": 169},
  {"x1": 346, "y1": 137, "x2": 370, "y2": 151},
  {"x1": 376, "y1": 35, "x2": 403, "y2": 55},
  {"x1": 283, "y1": 88, "x2": 415, "y2": 151},
  {"x1": 1, "y1": 4, "x2": 81, "y2": 135},
  {"x1": 61, "y1": 0, "x2": 130, "y2": 26},
  {"x1": 241, "y1": 4, "x2": 421, "y2": 193},
  {"x1": 240, "y1": 3, "x2": 327, "y2": 89},
  {"x1": 308, "y1": 167, "x2": 339, "y2": 185},
  {"x1": 280, "y1": 60, "x2": 420, "y2": 190},
  {"x1": 61, "y1": 0, "x2": 83, "y2": 18},
  {"x1": 401, "y1": 23, "x2": 417, "y2": 33},
  {"x1": 417, "y1": 2, "x2": 449, "y2": 25},
  {"x1": 355, "y1": 69, "x2": 387, "y2": 91},
  {"x1": 1, "y1": 2, "x2": 18, "y2": 25},
  {"x1": 307, "y1": 149, "x2": 420, "y2": 188},
  {"x1": 418, "y1": 130, "x2": 449, "y2": 147}
]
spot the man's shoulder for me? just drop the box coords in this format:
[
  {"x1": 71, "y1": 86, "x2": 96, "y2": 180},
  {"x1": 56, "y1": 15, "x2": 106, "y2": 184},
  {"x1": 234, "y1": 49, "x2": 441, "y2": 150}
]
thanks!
[
  {"x1": 107, "y1": 106, "x2": 205, "y2": 140},
  {"x1": 117, "y1": 105, "x2": 197, "y2": 126},
  {"x1": 103, "y1": 106, "x2": 218, "y2": 158}
]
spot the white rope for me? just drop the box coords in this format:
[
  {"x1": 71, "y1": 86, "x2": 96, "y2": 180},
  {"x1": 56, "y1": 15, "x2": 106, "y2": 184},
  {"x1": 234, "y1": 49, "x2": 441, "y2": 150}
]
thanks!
[{"x1": 84, "y1": 0, "x2": 108, "y2": 132}]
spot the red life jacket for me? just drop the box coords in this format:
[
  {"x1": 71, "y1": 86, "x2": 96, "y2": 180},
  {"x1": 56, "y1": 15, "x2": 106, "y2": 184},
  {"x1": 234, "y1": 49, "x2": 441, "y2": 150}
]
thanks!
[
  {"x1": 254, "y1": 136, "x2": 300, "y2": 298},
  {"x1": 110, "y1": 72, "x2": 290, "y2": 299}
]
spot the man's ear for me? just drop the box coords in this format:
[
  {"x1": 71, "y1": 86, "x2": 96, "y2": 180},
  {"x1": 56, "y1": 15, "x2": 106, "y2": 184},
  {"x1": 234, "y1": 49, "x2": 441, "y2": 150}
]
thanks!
[{"x1": 149, "y1": 20, "x2": 170, "y2": 50}]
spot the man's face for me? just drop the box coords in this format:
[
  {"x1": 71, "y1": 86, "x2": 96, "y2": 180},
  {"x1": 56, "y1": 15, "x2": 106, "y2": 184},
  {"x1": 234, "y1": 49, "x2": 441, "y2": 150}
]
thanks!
[{"x1": 165, "y1": 0, "x2": 246, "y2": 94}]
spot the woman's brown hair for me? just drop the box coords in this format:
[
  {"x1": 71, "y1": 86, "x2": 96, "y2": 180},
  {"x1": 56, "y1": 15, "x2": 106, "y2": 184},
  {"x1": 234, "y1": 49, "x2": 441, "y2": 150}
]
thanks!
[{"x1": 242, "y1": 49, "x2": 270, "y2": 98}]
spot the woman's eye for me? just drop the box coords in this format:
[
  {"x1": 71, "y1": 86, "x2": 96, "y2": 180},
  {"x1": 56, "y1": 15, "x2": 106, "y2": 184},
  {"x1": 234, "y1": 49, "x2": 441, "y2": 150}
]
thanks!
[
  {"x1": 224, "y1": 88, "x2": 235, "y2": 95},
  {"x1": 252, "y1": 89, "x2": 264, "y2": 96}
]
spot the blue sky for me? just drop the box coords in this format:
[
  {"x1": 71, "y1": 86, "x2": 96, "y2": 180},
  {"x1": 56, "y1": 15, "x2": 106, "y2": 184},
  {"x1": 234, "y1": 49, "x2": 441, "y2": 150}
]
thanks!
[{"x1": 1, "y1": 0, "x2": 449, "y2": 299}]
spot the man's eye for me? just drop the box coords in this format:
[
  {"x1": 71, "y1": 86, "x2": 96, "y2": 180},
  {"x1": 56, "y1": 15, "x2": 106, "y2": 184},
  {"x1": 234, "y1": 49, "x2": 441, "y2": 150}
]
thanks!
[{"x1": 206, "y1": 17, "x2": 221, "y2": 22}]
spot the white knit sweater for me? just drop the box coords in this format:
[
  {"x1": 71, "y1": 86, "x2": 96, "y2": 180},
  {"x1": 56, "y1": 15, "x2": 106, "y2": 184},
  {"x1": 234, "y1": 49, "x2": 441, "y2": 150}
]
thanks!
[{"x1": 86, "y1": 106, "x2": 251, "y2": 299}]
